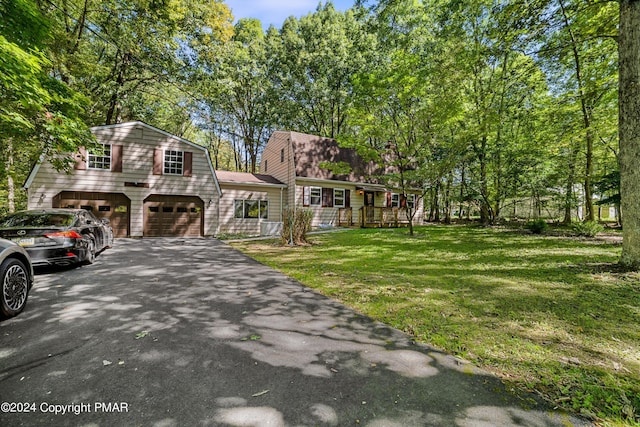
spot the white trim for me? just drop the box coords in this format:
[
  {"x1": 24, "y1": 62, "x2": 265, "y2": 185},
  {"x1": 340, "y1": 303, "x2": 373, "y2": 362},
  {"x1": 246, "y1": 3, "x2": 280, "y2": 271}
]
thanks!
[
  {"x1": 333, "y1": 188, "x2": 346, "y2": 208},
  {"x1": 23, "y1": 153, "x2": 45, "y2": 189},
  {"x1": 309, "y1": 186, "x2": 322, "y2": 206},
  {"x1": 24, "y1": 121, "x2": 223, "y2": 197},
  {"x1": 91, "y1": 121, "x2": 222, "y2": 196},
  {"x1": 163, "y1": 149, "x2": 184, "y2": 175},
  {"x1": 295, "y1": 177, "x2": 363, "y2": 188},
  {"x1": 218, "y1": 180, "x2": 287, "y2": 189},
  {"x1": 87, "y1": 143, "x2": 112, "y2": 170}
]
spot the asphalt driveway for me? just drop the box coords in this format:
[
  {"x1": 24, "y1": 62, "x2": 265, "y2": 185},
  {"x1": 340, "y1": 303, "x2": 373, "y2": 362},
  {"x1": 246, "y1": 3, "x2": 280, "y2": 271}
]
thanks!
[{"x1": 1, "y1": 238, "x2": 588, "y2": 426}]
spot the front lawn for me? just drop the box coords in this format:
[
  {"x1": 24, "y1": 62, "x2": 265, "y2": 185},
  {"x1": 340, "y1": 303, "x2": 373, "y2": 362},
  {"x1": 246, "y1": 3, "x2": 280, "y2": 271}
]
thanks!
[{"x1": 231, "y1": 225, "x2": 640, "y2": 426}]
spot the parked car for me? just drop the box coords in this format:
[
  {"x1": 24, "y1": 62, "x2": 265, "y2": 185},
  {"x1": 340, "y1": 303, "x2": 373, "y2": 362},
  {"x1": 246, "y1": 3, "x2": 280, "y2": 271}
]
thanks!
[
  {"x1": 1, "y1": 238, "x2": 34, "y2": 318},
  {"x1": 0, "y1": 209, "x2": 113, "y2": 267}
]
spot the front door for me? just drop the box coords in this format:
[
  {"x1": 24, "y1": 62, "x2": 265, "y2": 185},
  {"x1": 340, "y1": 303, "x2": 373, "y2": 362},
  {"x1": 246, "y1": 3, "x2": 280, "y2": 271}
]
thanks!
[{"x1": 364, "y1": 191, "x2": 375, "y2": 223}]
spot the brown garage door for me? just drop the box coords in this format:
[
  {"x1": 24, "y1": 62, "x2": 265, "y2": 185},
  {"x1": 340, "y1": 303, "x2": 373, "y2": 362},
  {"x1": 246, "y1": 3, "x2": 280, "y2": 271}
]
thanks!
[
  {"x1": 53, "y1": 191, "x2": 130, "y2": 237},
  {"x1": 143, "y1": 195, "x2": 203, "y2": 237}
]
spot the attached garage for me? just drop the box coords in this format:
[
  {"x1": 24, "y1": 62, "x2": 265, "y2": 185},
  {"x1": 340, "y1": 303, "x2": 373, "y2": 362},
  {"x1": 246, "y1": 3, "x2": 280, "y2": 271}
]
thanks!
[
  {"x1": 25, "y1": 122, "x2": 221, "y2": 237},
  {"x1": 143, "y1": 195, "x2": 204, "y2": 237},
  {"x1": 52, "y1": 191, "x2": 130, "y2": 238}
]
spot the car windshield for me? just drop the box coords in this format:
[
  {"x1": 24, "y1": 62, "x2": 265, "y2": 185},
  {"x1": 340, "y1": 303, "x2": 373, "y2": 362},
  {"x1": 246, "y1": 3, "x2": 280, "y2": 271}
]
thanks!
[{"x1": 0, "y1": 212, "x2": 76, "y2": 228}]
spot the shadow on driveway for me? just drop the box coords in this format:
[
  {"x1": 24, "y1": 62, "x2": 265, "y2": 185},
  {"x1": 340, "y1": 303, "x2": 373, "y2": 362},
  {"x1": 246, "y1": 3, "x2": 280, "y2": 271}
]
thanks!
[{"x1": 0, "y1": 238, "x2": 588, "y2": 426}]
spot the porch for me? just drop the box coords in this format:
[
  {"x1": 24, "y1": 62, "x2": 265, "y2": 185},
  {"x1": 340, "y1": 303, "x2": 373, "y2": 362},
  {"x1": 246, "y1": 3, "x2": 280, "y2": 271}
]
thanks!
[{"x1": 338, "y1": 207, "x2": 413, "y2": 228}]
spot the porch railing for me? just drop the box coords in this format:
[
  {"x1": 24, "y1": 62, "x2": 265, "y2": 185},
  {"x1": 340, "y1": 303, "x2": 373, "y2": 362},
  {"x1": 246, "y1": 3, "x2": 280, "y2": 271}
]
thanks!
[
  {"x1": 358, "y1": 206, "x2": 412, "y2": 228},
  {"x1": 338, "y1": 207, "x2": 353, "y2": 226}
]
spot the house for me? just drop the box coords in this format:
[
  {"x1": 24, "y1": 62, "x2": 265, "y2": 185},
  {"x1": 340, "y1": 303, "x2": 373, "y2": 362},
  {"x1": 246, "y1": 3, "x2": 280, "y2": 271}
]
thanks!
[
  {"x1": 259, "y1": 131, "x2": 424, "y2": 228},
  {"x1": 24, "y1": 124, "x2": 423, "y2": 238},
  {"x1": 24, "y1": 122, "x2": 221, "y2": 238},
  {"x1": 216, "y1": 171, "x2": 286, "y2": 235}
]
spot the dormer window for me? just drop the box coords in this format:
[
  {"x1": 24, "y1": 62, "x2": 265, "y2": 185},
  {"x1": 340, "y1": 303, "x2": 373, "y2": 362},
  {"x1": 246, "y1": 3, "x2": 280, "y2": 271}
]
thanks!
[
  {"x1": 164, "y1": 150, "x2": 183, "y2": 175},
  {"x1": 153, "y1": 149, "x2": 192, "y2": 177},
  {"x1": 88, "y1": 144, "x2": 111, "y2": 170}
]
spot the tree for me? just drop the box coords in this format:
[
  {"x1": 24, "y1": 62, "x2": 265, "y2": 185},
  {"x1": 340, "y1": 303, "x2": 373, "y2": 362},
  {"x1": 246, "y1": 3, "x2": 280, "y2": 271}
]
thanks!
[
  {"x1": 198, "y1": 18, "x2": 274, "y2": 173},
  {"x1": 537, "y1": 0, "x2": 619, "y2": 223},
  {"x1": 40, "y1": 0, "x2": 233, "y2": 126},
  {"x1": 0, "y1": 0, "x2": 93, "y2": 214},
  {"x1": 269, "y1": 2, "x2": 375, "y2": 138},
  {"x1": 619, "y1": 0, "x2": 640, "y2": 269}
]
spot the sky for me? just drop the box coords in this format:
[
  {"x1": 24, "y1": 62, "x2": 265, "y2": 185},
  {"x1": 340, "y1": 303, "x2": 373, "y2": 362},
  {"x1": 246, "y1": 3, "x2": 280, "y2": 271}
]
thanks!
[{"x1": 224, "y1": 0, "x2": 356, "y2": 30}]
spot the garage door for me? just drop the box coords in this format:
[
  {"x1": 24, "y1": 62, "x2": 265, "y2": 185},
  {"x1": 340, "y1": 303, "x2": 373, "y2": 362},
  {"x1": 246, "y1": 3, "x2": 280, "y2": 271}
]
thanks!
[
  {"x1": 53, "y1": 191, "x2": 130, "y2": 238},
  {"x1": 143, "y1": 195, "x2": 203, "y2": 237}
]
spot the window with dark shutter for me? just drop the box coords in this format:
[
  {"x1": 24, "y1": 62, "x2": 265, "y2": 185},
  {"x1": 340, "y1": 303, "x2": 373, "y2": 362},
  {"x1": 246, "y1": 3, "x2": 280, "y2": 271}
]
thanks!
[
  {"x1": 322, "y1": 188, "x2": 333, "y2": 207},
  {"x1": 333, "y1": 189, "x2": 345, "y2": 207},
  {"x1": 88, "y1": 144, "x2": 111, "y2": 170},
  {"x1": 310, "y1": 187, "x2": 322, "y2": 206},
  {"x1": 112, "y1": 144, "x2": 123, "y2": 172},
  {"x1": 183, "y1": 152, "x2": 192, "y2": 177},
  {"x1": 153, "y1": 149, "x2": 163, "y2": 175}
]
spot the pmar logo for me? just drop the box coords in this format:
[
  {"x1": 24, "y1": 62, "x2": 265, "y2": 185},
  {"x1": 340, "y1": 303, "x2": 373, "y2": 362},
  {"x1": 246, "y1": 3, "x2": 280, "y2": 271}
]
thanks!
[{"x1": 94, "y1": 402, "x2": 129, "y2": 413}]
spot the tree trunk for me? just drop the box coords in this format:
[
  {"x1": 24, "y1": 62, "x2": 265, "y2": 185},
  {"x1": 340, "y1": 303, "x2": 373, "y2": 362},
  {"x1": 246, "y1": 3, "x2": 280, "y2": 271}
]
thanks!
[
  {"x1": 562, "y1": 142, "x2": 580, "y2": 224},
  {"x1": 479, "y1": 136, "x2": 490, "y2": 224},
  {"x1": 559, "y1": 0, "x2": 596, "y2": 222},
  {"x1": 444, "y1": 172, "x2": 452, "y2": 224},
  {"x1": 5, "y1": 139, "x2": 15, "y2": 213},
  {"x1": 459, "y1": 164, "x2": 466, "y2": 220},
  {"x1": 433, "y1": 181, "x2": 441, "y2": 222},
  {"x1": 619, "y1": 0, "x2": 640, "y2": 269}
]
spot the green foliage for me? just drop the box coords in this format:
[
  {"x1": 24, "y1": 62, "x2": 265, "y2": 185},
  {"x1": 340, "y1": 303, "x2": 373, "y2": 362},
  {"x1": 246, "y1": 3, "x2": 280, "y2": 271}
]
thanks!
[
  {"x1": 281, "y1": 208, "x2": 313, "y2": 245},
  {"x1": 268, "y1": 3, "x2": 376, "y2": 138},
  {"x1": 233, "y1": 226, "x2": 640, "y2": 425},
  {"x1": 527, "y1": 219, "x2": 549, "y2": 234},
  {"x1": 573, "y1": 221, "x2": 605, "y2": 237}
]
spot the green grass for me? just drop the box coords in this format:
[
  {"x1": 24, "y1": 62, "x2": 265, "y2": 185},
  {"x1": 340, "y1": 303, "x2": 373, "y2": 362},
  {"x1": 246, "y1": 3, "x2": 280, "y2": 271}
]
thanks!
[{"x1": 231, "y1": 225, "x2": 640, "y2": 426}]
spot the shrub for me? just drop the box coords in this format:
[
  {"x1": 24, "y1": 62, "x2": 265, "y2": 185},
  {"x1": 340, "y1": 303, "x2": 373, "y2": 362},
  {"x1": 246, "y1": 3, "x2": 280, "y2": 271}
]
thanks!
[
  {"x1": 572, "y1": 221, "x2": 604, "y2": 237},
  {"x1": 527, "y1": 219, "x2": 548, "y2": 234},
  {"x1": 281, "y1": 208, "x2": 313, "y2": 245}
]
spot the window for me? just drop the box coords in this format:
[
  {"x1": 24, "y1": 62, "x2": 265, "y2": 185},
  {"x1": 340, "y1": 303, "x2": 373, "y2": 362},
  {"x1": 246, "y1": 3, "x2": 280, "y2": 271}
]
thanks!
[
  {"x1": 391, "y1": 193, "x2": 400, "y2": 208},
  {"x1": 88, "y1": 144, "x2": 111, "y2": 170},
  {"x1": 234, "y1": 199, "x2": 269, "y2": 219},
  {"x1": 164, "y1": 150, "x2": 184, "y2": 175},
  {"x1": 280, "y1": 148, "x2": 285, "y2": 162},
  {"x1": 407, "y1": 194, "x2": 416, "y2": 209},
  {"x1": 259, "y1": 200, "x2": 268, "y2": 219},
  {"x1": 310, "y1": 187, "x2": 321, "y2": 206},
  {"x1": 98, "y1": 206, "x2": 111, "y2": 212},
  {"x1": 334, "y1": 189, "x2": 345, "y2": 207},
  {"x1": 162, "y1": 206, "x2": 173, "y2": 213}
]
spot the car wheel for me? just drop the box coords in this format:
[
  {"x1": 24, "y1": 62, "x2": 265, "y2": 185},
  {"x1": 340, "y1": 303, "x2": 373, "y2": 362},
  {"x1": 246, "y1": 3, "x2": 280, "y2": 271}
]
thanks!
[
  {"x1": 1, "y1": 258, "x2": 30, "y2": 318},
  {"x1": 84, "y1": 238, "x2": 96, "y2": 265}
]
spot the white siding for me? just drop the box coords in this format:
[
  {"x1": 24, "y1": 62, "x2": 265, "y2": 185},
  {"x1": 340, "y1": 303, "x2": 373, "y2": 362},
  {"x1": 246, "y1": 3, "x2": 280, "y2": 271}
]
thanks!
[
  {"x1": 218, "y1": 183, "x2": 284, "y2": 235},
  {"x1": 26, "y1": 122, "x2": 220, "y2": 237},
  {"x1": 294, "y1": 181, "x2": 358, "y2": 227}
]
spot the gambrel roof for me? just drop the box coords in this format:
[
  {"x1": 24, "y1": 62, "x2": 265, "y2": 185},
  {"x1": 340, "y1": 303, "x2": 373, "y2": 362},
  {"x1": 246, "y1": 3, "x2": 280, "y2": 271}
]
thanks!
[{"x1": 281, "y1": 131, "x2": 389, "y2": 184}]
